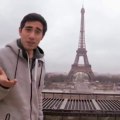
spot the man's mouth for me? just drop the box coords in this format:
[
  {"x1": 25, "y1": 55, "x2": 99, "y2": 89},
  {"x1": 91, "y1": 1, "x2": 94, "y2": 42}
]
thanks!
[{"x1": 27, "y1": 42, "x2": 35, "y2": 45}]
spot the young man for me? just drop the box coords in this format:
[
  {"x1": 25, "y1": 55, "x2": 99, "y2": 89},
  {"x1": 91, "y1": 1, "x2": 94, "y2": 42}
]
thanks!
[{"x1": 0, "y1": 13, "x2": 47, "y2": 120}]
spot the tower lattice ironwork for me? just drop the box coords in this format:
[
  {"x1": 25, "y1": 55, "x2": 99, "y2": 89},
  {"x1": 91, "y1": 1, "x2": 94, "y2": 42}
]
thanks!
[{"x1": 68, "y1": 7, "x2": 94, "y2": 80}]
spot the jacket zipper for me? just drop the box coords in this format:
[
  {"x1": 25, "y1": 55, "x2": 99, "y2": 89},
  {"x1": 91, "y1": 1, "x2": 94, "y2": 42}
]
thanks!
[
  {"x1": 30, "y1": 68, "x2": 33, "y2": 120},
  {"x1": 29, "y1": 59, "x2": 34, "y2": 120},
  {"x1": 29, "y1": 58, "x2": 43, "y2": 120},
  {"x1": 27, "y1": 55, "x2": 33, "y2": 120}
]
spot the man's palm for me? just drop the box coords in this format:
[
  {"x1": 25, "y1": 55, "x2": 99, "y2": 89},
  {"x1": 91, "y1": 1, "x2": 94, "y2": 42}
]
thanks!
[
  {"x1": 0, "y1": 68, "x2": 8, "y2": 80},
  {"x1": 0, "y1": 68, "x2": 16, "y2": 88}
]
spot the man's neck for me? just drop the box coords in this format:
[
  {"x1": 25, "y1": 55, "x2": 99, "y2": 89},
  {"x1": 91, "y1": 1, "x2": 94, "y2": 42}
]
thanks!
[{"x1": 27, "y1": 50, "x2": 33, "y2": 59}]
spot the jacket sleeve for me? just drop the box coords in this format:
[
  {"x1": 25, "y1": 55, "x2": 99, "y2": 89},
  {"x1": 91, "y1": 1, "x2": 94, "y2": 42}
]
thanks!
[{"x1": 0, "y1": 54, "x2": 10, "y2": 100}]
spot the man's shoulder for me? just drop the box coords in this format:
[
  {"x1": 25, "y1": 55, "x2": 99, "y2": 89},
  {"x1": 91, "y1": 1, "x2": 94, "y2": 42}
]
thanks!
[
  {"x1": 0, "y1": 47, "x2": 7, "y2": 53},
  {"x1": 0, "y1": 46, "x2": 15, "y2": 61},
  {"x1": 0, "y1": 40, "x2": 18, "y2": 54},
  {"x1": 0, "y1": 48, "x2": 8, "y2": 61},
  {"x1": 0, "y1": 47, "x2": 10, "y2": 53}
]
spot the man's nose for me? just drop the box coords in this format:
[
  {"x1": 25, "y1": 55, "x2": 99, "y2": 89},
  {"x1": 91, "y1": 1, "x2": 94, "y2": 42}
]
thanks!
[{"x1": 29, "y1": 31, "x2": 35, "y2": 39}]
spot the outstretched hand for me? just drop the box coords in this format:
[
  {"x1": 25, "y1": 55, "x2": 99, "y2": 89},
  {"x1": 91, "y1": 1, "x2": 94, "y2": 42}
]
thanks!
[{"x1": 0, "y1": 68, "x2": 17, "y2": 88}]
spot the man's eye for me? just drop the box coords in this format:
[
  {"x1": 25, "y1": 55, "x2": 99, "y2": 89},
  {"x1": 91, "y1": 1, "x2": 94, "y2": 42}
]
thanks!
[
  {"x1": 24, "y1": 27, "x2": 43, "y2": 35},
  {"x1": 35, "y1": 30, "x2": 42, "y2": 34},
  {"x1": 25, "y1": 28, "x2": 32, "y2": 32}
]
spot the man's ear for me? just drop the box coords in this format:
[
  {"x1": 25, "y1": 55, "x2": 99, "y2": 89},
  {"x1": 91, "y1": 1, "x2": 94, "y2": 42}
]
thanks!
[
  {"x1": 19, "y1": 28, "x2": 22, "y2": 35},
  {"x1": 41, "y1": 34, "x2": 45, "y2": 40}
]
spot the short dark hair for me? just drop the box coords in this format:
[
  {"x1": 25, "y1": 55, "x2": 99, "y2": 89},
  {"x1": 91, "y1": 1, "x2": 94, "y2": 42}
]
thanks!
[{"x1": 20, "y1": 13, "x2": 47, "y2": 36}]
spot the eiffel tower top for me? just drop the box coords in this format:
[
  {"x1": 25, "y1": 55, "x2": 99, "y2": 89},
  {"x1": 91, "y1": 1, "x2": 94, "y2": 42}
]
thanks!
[
  {"x1": 81, "y1": 7, "x2": 85, "y2": 13},
  {"x1": 78, "y1": 7, "x2": 86, "y2": 49}
]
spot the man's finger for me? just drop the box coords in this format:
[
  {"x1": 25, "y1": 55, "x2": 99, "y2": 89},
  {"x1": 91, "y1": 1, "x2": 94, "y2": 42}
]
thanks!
[
  {"x1": 0, "y1": 79, "x2": 17, "y2": 88},
  {"x1": 0, "y1": 67, "x2": 6, "y2": 75},
  {"x1": 0, "y1": 67, "x2": 3, "y2": 74}
]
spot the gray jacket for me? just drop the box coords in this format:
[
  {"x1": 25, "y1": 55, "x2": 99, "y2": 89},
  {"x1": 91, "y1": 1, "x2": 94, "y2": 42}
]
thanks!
[{"x1": 0, "y1": 39, "x2": 45, "y2": 120}]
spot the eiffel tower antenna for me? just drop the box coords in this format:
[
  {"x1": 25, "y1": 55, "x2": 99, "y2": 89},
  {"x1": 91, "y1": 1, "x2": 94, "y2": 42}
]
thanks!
[
  {"x1": 68, "y1": 6, "x2": 94, "y2": 81},
  {"x1": 82, "y1": 0, "x2": 85, "y2": 8}
]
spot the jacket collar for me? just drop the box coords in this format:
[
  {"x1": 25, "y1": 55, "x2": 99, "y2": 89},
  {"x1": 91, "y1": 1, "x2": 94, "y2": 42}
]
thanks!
[{"x1": 17, "y1": 39, "x2": 44, "y2": 60}]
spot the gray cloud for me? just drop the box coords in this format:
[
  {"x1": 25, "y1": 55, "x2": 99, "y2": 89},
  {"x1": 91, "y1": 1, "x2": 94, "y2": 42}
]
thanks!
[{"x1": 0, "y1": 0, "x2": 120, "y2": 74}]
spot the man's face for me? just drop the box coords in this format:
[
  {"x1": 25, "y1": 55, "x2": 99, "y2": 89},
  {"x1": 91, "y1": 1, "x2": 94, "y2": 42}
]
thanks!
[{"x1": 19, "y1": 21, "x2": 44, "y2": 51}]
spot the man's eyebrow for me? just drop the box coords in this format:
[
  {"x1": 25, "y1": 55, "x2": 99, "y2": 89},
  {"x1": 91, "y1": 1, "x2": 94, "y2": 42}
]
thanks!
[
  {"x1": 36, "y1": 27, "x2": 42, "y2": 31},
  {"x1": 24, "y1": 26, "x2": 42, "y2": 31},
  {"x1": 24, "y1": 26, "x2": 32, "y2": 29}
]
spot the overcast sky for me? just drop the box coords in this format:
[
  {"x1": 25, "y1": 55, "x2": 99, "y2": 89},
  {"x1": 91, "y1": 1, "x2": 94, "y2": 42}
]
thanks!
[{"x1": 0, "y1": 0, "x2": 120, "y2": 74}]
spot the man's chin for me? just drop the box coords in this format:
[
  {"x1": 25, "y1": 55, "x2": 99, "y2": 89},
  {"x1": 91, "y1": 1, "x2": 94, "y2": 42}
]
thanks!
[{"x1": 25, "y1": 47, "x2": 35, "y2": 51}]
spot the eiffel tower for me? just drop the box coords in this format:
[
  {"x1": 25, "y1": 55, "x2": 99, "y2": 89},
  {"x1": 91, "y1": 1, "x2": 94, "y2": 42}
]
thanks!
[{"x1": 68, "y1": 7, "x2": 94, "y2": 80}]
